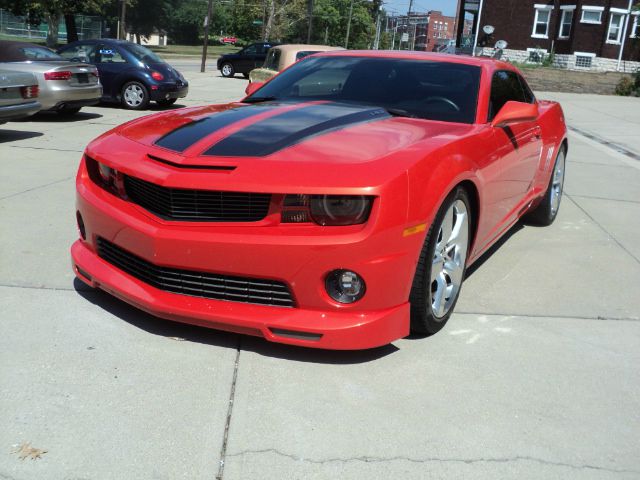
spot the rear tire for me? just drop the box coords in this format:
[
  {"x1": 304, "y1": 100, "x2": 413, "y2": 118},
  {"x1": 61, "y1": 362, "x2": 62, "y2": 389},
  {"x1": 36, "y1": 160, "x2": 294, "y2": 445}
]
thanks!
[
  {"x1": 525, "y1": 146, "x2": 566, "y2": 226},
  {"x1": 121, "y1": 81, "x2": 150, "y2": 110},
  {"x1": 221, "y1": 63, "x2": 235, "y2": 78},
  {"x1": 156, "y1": 98, "x2": 177, "y2": 107},
  {"x1": 409, "y1": 187, "x2": 471, "y2": 335}
]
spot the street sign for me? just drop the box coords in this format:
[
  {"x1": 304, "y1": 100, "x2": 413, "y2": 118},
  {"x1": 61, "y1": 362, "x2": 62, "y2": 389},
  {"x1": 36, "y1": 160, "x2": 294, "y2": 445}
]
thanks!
[
  {"x1": 253, "y1": 20, "x2": 263, "y2": 25},
  {"x1": 401, "y1": 33, "x2": 409, "y2": 42}
]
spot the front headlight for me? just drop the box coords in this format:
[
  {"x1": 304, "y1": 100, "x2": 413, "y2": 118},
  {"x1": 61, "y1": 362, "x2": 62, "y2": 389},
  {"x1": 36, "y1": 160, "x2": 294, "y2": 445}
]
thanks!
[
  {"x1": 85, "y1": 155, "x2": 125, "y2": 198},
  {"x1": 281, "y1": 194, "x2": 373, "y2": 226}
]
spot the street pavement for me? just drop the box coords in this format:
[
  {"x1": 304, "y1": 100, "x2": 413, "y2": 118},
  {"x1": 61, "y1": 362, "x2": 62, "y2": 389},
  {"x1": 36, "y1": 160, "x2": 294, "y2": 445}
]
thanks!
[{"x1": 1, "y1": 60, "x2": 639, "y2": 480}]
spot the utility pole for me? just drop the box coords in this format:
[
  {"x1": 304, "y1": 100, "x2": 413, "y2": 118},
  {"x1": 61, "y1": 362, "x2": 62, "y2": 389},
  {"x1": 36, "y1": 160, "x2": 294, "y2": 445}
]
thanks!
[
  {"x1": 201, "y1": 0, "x2": 214, "y2": 73},
  {"x1": 373, "y1": 9, "x2": 382, "y2": 49},
  {"x1": 119, "y1": 0, "x2": 126, "y2": 40},
  {"x1": 345, "y1": 0, "x2": 354, "y2": 48}
]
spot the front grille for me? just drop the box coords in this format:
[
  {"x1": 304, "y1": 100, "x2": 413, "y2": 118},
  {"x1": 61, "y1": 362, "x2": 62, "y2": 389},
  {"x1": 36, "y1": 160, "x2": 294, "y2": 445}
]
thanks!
[
  {"x1": 97, "y1": 238, "x2": 295, "y2": 307},
  {"x1": 124, "y1": 175, "x2": 271, "y2": 222}
]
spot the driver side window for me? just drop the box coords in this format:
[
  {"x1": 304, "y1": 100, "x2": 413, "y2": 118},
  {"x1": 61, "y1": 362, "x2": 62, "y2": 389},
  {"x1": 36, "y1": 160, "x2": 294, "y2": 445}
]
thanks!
[
  {"x1": 488, "y1": 70, "x2": 528, "y2": 121},
  {"x1": 243, "y1": 45, "x2": 258, "y2": 55}
]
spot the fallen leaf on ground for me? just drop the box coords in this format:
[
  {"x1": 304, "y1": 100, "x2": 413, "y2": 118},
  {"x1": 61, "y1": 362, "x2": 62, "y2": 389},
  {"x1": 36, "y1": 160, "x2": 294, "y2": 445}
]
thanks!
[{"x1": 11, "y1": 442, "x2": 48, "y2": 460}]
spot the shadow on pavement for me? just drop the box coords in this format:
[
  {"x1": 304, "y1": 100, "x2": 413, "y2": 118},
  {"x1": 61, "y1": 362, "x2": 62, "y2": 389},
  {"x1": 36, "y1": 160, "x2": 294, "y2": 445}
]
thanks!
[
  {"x1": 73, "y1": 278, "x2": 238, "y2": 350},
  {"x1": 0, "y1": 129, "x2": 44, "y2": 143},
  {"x1": 73, "y1": 277, "x2": 398, "y2": 364},
  {"x1": 26, "y1": 111, "x2": 103, "y2": 122},
  {"x1": 465, "y1": 221, "x2": 525, "y2": 279}
]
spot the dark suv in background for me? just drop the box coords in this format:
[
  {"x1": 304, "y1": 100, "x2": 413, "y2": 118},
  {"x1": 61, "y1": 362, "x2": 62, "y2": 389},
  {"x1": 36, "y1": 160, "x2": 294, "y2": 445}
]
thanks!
[
  {"x1": 58, "y1": 39, "x2": 188, "y2": 110},
  {"x1": 217, "y1": 42, "x2": 279, "y2": 78}
]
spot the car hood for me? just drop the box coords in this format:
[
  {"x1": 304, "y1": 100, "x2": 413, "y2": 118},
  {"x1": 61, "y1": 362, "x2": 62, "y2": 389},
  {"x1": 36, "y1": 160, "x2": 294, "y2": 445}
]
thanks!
[{"x1": 87, "y1": 101, "x2": 475, "y2": 190}]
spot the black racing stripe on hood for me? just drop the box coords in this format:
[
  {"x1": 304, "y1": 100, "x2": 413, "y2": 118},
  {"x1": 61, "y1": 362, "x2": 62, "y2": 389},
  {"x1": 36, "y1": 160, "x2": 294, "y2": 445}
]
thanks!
[
  {"x1": 204, "y1": 103, "x2": 391, "y2": 157},
  {"x1": 154, "y1": 106, "x2": 270, "y2": 152}
]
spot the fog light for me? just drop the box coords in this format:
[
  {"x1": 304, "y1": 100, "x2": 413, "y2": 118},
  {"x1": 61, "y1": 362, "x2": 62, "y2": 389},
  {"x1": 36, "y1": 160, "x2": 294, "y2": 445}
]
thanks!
[
  {"x1": 76, "y1": 211, "x2": 86, "y2": 240},
  {"x1": 326, "y1": 270, "x2": 366, "y2": 304}
]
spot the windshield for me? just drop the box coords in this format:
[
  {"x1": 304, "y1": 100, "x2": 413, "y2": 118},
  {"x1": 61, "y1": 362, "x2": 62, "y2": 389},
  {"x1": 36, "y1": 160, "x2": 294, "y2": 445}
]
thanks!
[
  {"x1": 126, "y1": 44, "x2": 165, "y2": 64},
  {"x1": 20, "y1": 46, "x2": 64, "y2": 61},
  {"x1": 246, "y1": 56, "x2": 481, "y2": 124}
]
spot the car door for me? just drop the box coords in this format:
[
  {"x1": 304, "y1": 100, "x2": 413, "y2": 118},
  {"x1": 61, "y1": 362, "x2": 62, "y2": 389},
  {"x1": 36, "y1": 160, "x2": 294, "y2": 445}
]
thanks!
[
  {"x1": 94, "y1": 45, "x2": 129, "y2": 99},
  {"x1": 235, "y1": 44, "x2": 258, "y2": 73},
  {"x1": 488, "y1": 70, "x2": 543, "y2": 225}
]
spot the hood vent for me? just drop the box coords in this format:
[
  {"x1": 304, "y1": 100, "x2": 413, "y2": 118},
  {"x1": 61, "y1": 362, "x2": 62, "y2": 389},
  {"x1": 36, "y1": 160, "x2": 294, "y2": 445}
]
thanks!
[{"x1": 147, "y1": 154, "x2": 236, "y2": 171}]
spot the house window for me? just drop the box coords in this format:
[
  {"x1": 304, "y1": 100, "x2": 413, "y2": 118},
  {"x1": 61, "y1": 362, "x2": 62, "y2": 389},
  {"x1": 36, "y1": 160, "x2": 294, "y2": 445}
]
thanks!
[
  {"x1": 559, "y1": 8, "x2": 574, "y2": 38},
  {"x1": 607, "y1": 13, "x2": 625, "y2": 44},
  {"x1": 581, "y1": 6, "x2": 604, "y2": 24},
  {"x1": 575, "y1": 52, "x2": 595, "y2": 68},
  {"x1": 532, "y1": 6, "x2": 552, "y2": 38},
  {"x1": 632, "y1": 15, "x2": 639, "y2": 38}
]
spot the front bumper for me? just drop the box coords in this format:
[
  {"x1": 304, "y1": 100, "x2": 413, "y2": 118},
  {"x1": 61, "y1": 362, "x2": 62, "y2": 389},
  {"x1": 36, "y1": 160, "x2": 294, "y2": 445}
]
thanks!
[{"x1": 72, "y1": 159, "x2": 419, "y2": 350}]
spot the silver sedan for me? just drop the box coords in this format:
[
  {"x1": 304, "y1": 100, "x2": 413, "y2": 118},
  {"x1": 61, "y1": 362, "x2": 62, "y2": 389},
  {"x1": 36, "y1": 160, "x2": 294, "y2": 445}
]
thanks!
[{"x1": 0, "y1": 40, "x2": 102, "y2": 116}]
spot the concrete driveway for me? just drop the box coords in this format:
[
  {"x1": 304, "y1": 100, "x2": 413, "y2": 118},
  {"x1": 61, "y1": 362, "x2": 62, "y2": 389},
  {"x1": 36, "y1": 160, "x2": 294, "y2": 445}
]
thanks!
[{"x1": 1, "y1": 60, "x2": 639, "y2": 480}]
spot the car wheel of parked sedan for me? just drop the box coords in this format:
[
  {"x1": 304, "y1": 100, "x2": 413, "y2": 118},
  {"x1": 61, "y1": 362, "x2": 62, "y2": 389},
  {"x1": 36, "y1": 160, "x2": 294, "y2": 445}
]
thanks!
[
  {"x1": 221, "y1": 63, "x2": 235, "y2": 78},
  {"x1": 242, "y1": 73, "x2": 249, "y2": 79},
  {"x1": 156, "y1": 98, "x2": 177, "y2": 107},
  {"x1": 121, "y1": 81, "x2": 150, "y2": 110},
  {"x1": 57, "y1": 106, "x2": 81, "y2": 116},
  {"x1": 409, "y1": 187, "x2": 471, "y2": 335},
  {"x1": 525, "y1": 146, "x2": 566, "y2": 226}
]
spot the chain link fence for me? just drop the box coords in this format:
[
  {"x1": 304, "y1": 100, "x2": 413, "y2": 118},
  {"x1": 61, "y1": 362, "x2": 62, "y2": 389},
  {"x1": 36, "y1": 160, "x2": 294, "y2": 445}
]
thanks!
[{"x1": 0, "y1": 9, "x2": 103, "y2": 42}]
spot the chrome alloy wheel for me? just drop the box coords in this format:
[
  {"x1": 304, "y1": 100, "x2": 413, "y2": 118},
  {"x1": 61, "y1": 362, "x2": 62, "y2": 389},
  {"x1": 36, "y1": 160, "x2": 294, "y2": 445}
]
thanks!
[
  {"x1": 550, "y1": 149, "x2": 566, "y2": 216},
  {"x1": 124, "y1": 84, "x2": 144, "y2": 107},
  {"x1": 221, "y1": 64, "x2": 233, "y2": 76},
  {"x1": 430, "y1": 199, "x2": 469, "y2": 319}
]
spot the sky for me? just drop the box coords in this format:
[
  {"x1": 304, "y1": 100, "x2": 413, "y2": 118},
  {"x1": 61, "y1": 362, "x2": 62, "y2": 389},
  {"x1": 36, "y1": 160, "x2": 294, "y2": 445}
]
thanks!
[{"x1": 383, "y1": 0, "x2": 458, "y2": 17}]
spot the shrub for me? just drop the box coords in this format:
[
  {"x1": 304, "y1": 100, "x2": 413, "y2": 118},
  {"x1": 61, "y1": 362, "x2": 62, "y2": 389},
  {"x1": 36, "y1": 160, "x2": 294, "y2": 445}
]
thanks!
[{"x1": 616, "y1": 70, "x2": 640, "y2": 96}]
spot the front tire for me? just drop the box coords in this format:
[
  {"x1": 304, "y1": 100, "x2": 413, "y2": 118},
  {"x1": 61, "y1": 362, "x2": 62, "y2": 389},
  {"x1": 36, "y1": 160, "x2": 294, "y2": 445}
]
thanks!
[
  {"x1": 221, "y1": 63, "x2": 235, "y2": 78},
  {"x1": 525, "y1": 146, "x2": 566, "y2": 226},
  {"x1": 409, "y1": 187, "x2": 471, "y2": 335},
  {"x1": 121, "y1": 81, "x2": 150, "y2": 110}
]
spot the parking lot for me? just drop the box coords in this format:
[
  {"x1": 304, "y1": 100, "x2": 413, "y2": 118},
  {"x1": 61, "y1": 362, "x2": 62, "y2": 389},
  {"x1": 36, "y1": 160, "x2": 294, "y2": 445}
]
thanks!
[{"x1": 1, "y1": 60, "x2": 639, "y2": 480}]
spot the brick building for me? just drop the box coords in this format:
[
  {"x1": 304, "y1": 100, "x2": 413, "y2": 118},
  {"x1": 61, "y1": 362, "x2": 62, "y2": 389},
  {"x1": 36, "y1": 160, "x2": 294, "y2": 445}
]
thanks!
[
  {"x1": 455, "y1": 0, "x2": 640, "y2": 72},
  {"x1": 387, "y1": 11, "x2": 472, "y2": 52}
]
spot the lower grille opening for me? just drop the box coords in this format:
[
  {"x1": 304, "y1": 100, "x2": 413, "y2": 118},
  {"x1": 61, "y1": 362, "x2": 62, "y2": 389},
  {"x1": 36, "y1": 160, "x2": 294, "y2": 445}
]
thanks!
[{"x1": 96, "y1": 238, "x2": 295, "y2": 308}]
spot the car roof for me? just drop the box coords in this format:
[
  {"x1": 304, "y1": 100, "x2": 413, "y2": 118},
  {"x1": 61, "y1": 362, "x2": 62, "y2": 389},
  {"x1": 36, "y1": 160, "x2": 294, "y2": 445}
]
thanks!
[
  {"x1": 272, "y1": 44, "x2": 344, "y2": 52},
  {"x1": 314, "y1": 49, "x2": 514, "y2": 71},
  {"x1": 0, "y1": 40, "x2": 57, "y2": 62}
]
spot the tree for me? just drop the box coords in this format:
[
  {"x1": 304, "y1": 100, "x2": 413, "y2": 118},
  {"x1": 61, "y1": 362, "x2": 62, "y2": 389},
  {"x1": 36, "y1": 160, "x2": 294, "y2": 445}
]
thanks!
[{"x1": 0, "y1": 0, "x2": 110, "y2": 46}]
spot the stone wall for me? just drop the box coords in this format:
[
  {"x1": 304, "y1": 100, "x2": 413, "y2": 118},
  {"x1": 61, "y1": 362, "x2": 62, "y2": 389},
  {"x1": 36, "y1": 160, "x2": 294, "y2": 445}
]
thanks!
[{"x1": 521, "y1": 67, "x2": 631, "y2": 95}]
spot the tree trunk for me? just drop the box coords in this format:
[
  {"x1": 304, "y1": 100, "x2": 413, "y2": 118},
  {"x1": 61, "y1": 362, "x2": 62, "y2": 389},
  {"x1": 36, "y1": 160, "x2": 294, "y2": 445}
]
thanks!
[
  {"x1": 263, "y1": 0, "x2": 275, "y2": 41},
  {"x1": 46, "y1": 11, "x2": 61, "y2": 47},
  {"x1": 64, "y1": 14, "x2": 78, "y2": 44}
]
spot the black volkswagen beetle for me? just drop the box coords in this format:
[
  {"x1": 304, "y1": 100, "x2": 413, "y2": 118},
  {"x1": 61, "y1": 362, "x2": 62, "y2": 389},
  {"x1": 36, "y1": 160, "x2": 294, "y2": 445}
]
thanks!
[{"x1": 58, "y1": 39, "x2": 188, "y2": 110}]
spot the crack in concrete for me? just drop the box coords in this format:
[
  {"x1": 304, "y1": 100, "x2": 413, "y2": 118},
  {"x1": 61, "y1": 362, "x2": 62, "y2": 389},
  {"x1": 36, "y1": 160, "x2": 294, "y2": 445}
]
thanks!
[
  {"x1": 566, "y1": 194, "x2": 640, "y2": 265},
  {"x1": 569, "y1": 194, "x2": 640, "y2": 205},
  {"x1": 225, "y1": 448, "x2": 639, "y2": 474},
  {"x1": 568, "y1": 126, "x2": 640, "y2": 162},
  {"x1": 0, "y1": 176, "x2": 74, "y2": 201},
  {"x1": 216, "y1": 337, "x2": 242, "y2": 480},
  {"x1": 1, "y1": 285, "x2": 638, "y2": 322}
]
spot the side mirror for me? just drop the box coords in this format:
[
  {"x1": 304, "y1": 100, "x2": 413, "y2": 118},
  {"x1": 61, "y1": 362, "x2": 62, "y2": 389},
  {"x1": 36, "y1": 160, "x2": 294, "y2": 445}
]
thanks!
[
  {"x1": 491, "y1": 101, "x2": 539, "y2": 128},
  {"x1": 244, "y1": 81, "x2": 264, "y2": 96}
]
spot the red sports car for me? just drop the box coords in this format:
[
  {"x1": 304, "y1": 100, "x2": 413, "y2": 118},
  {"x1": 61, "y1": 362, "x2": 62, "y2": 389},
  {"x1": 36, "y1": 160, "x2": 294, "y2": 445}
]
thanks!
[{"x1": 71, "y1": 51, "x2": 567, "y2": 350}]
